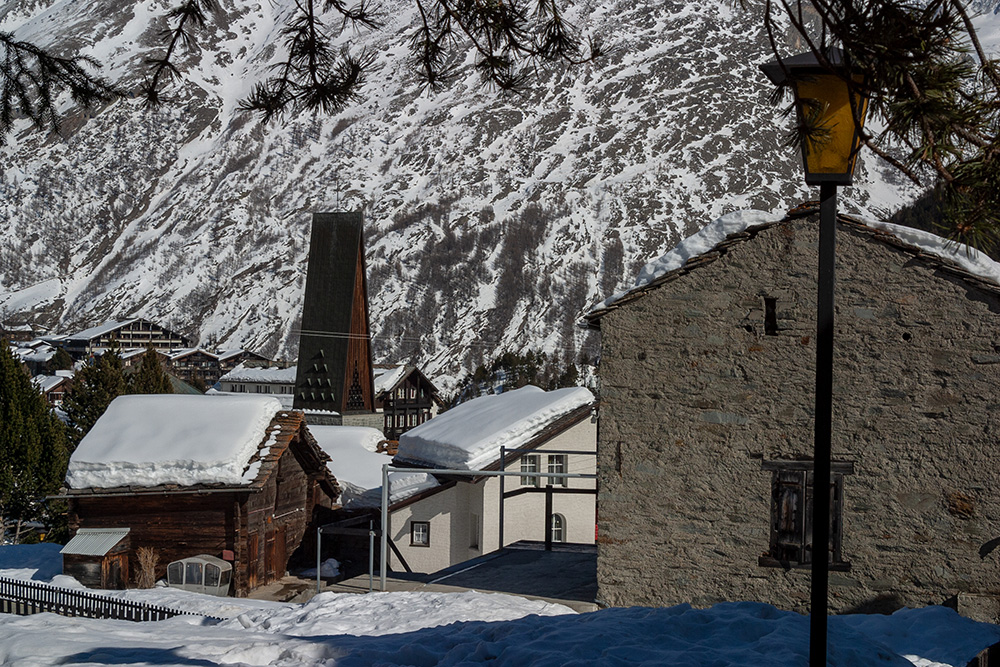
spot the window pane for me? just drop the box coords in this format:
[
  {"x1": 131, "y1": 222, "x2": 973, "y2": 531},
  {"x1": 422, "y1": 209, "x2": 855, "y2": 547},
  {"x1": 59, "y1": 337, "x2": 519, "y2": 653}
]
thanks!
[
  {"x1": 520, "y1": 455, "x2": 539, "y2": 487},
  {"x1": 411, "y1": 521, "x2": 430, "y2": 546},
  {"x1": 548, "y1": 455, "x2": 568, "y2": 487},
  {"x1": 205, "y1": 564, "x2": 221, "y2": 587},
  {"x1": 185, "y1": 562, "x2": 203, "y2": 585},
  {"x1": 167, "y1": 562, "x2": 183, "y2": 585},
  {"x1": 551, "y1": 514, "x2": 565, "y2": 542}
]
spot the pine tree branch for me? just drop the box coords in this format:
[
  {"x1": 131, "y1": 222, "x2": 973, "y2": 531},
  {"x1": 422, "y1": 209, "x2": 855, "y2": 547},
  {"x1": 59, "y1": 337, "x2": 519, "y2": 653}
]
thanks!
[
  {"x1": 0, "y1": 32, "x2": 123, "y2": 140},
  {"x1": 142, "y1": 0, "x2": 217, "y2": 105},
  {"x1": 952, "y1": 0, "x2": 1000, "y2": 90}
]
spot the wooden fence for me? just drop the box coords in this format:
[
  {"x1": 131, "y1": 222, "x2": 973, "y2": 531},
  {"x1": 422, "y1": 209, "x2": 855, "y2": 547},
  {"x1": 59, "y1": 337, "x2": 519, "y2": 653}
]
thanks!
[{"x1": 0, "y1": 576, "x2": 223, "y2": 622}]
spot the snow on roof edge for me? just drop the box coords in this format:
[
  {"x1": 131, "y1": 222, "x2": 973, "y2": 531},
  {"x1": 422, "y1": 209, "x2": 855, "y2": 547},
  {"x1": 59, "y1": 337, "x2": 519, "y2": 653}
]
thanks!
[
  {"x1": 587, "y1": 207, "x2": 1000, "y2": 318},
  {"x1": 395, "y1": 385, "x2": 595, "y2": 471},
  {"x1": 588, "y1": 210, "x2": 782, "y2": 315}
]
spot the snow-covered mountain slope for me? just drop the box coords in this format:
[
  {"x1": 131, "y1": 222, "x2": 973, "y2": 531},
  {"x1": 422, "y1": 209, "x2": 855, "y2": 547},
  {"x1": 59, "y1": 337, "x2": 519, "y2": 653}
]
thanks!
[{"x1": 1, "y1": 0, "x2": 995, "y2": 388}]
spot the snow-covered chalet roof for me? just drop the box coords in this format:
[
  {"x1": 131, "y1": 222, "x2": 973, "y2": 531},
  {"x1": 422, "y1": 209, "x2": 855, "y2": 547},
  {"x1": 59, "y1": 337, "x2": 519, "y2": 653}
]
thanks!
[
  {"x1": 165, "y1": 347, "x2": 215, "y2": 360},
  {"x1": 219, "y1": 363, "x2": 297, "y2": 384},
  {"x1": 66, "y1": 395, "x2": 286, "y2": 489},
  {"x1": 216, "y1": 349, "x2": 253, "y2": 361},
  {"x1": 395, "y1": 385, "x2": 595, "y2": 471},
  {"x1": 373, "y1": 365, "x2": 408, "y2": 395},
  {"x1": 12, "y1": 343, "x2": 56, "y2": 363},
  {"x1": 585, "y1": 206, "x2": 1000, "y2": 324},
  {"x1": 32, "y1": 374, "x2": 72, "y2": 393},
  {"x1": 308, "y1": 425, "x2": 401, "y2": 504}
]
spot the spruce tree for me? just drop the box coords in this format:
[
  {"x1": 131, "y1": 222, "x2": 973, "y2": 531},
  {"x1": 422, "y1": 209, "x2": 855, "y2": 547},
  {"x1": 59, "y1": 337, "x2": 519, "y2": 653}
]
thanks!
[
  {"x1": 128, "y1": 348, "x2": 174, "y2": 395},
  {"x1": 63, "y1": 349, "x2": 127, "y2": 449},
  {"x1": 0, "y1": 340, "x2": 70, "y2": 542},
  {"x1": 44, "y1": 347, "x2": 74, "y2": 374}
]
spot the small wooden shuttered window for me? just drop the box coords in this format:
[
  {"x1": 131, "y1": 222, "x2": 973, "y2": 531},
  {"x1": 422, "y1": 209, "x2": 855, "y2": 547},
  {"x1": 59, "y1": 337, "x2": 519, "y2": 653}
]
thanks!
[{"x1": 760, "y1": 460, "x2": 853, "y2": 569}]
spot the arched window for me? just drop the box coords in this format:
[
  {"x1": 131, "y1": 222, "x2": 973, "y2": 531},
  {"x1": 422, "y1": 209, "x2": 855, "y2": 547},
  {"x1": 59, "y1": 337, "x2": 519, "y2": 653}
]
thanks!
[{"x1": 551, "y1": 514, "x2": 566, "y2": 543}]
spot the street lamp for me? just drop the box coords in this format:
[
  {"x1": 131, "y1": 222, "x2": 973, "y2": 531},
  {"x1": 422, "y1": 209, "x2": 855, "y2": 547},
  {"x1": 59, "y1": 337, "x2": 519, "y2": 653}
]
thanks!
[{"x1": 759, "y1": 48, "x2": 869, "y2": 667}]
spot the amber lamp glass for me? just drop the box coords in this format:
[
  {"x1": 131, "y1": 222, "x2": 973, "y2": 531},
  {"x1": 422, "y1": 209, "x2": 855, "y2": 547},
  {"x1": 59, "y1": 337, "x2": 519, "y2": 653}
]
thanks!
[{"x1": 760, "y1": 49, "x2": 868, "y2": 186}]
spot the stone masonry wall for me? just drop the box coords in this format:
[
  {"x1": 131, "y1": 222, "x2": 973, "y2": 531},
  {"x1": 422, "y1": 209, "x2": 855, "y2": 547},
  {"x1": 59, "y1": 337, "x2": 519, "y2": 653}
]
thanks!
[{"x1": 596, "y1": 215, "x2": 1000, "y2": 618}]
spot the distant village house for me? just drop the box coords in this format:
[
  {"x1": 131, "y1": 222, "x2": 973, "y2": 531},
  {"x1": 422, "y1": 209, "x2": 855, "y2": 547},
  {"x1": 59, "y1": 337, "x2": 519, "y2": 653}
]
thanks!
[{"x1": 373, "y1": 364, "x2": 444, "y2": 441}]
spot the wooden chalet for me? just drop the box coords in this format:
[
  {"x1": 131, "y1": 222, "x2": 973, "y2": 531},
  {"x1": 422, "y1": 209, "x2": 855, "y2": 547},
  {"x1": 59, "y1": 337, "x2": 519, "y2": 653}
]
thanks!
[
  {"x1": 164, "y1": 348, "x2": 272, "y2": 388},
  {"x1": 373, "y1": 365, "x2": 444, "y2": 441},
  {"x1": 293, "y1": 212, "x2": 376, "y2": 420},
  {"x1": 59, "y1": 398, "x2": 340, "y2": 596},
  {"x1": 32, "y1": 372, "x2": 74, "y2": 408}
]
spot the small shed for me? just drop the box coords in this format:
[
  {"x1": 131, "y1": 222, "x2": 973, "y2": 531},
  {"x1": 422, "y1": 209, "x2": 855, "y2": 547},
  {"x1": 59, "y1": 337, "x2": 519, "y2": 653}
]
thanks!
[{"x1": 61, "y1": 528, "x2": 131, "y2": 589}]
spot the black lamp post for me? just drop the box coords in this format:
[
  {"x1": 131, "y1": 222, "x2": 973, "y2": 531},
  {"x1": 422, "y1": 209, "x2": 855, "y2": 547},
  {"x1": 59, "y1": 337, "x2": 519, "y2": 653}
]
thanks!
[{"x1": 759, "y1": 49, "x2": 868, "y2": 667}]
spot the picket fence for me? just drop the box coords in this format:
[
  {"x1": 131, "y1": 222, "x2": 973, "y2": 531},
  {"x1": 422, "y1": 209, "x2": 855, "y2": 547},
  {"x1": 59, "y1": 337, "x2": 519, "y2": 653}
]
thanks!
[{"x1": 0, "y1": 575, "x2": 223, "y2": 622}]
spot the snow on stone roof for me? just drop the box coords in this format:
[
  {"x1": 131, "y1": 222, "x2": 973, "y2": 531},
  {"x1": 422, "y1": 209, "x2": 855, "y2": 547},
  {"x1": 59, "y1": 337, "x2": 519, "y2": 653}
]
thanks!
[
  {"x1": 373, "y1": 365, "x2": 408, "y2": 395},
  {"x1": 66, "y1": 395, "x2": 282, "y2": 489},
  {"x1": 589, "y1": 208, "x2": 1000, "y2": 316},
  {"x1": 67, "y1": 319, "x2": 138, "y2": 340},
  {"x1": 219, "y1": 363, "x2": 297, "y2": 384},
  {"x1": 863, "y1": 219, "x2": 1000, "y2": 285},
  {"x1": 309, "y1": 425, "x2": 393, "y2": 504},
  {"x1": 395, "y1": 385, "x2": 595, "y2": 470},
  {"x1": 216, "y1": 349, "x2": 250, "y2": 361}
]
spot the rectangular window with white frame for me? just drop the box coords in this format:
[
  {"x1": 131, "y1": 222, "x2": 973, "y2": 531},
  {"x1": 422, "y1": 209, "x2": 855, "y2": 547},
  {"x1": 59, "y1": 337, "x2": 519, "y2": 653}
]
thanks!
[
  {"x1": 520, "y1": 454, "x2": 540, "y2": 487},
  {"x1": 547, "y1": 454, "x2": 568, "y2": 487},
  {"x1": 410, "y1": 521, "x2": 430, "y2": 547}
]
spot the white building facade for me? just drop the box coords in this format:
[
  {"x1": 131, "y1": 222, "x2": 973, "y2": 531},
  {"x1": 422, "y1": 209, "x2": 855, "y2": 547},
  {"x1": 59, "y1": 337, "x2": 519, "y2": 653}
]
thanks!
[{"x1": 385, "y1": 387, "x2": 597, "y2": 574}]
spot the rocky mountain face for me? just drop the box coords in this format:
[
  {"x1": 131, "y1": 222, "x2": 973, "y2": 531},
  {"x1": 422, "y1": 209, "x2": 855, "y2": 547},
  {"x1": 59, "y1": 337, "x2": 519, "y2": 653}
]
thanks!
[{"x1": 1, "y1": 0, "x2": 993, "y2": 388}]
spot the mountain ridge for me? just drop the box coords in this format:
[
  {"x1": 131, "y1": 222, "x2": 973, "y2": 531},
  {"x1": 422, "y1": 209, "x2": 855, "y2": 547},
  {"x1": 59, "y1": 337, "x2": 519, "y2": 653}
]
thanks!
[{"x1": 3, "y1": 0, "x2": 992, "y2": 389}]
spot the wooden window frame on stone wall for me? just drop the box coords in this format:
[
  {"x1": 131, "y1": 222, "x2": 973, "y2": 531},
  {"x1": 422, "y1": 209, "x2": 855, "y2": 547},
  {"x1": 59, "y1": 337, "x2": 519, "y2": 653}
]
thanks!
[{"x1": 758, "y1": 459, "x2": 854, "y2": 571}]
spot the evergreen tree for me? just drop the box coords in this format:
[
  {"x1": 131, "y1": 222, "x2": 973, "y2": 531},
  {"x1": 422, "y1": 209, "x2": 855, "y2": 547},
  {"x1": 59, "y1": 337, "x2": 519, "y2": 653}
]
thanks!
[
  {"x1": 763, "y1": 0, "x2": 1000, "y2": 249},
  {"x1": 44, "y1": 347, "x2": 74, "y2": 374},
  {"x1": 63, "y1": 349, "x2": 127, "y2": 449},
  {"x1": 0, "y1": 340, "x2": 70, "y2": 543},
  {"x1": 449, "y1": 348, "x2": 585, "y2": 405},
  {"x1": 4, "y1": 0, "x2": 601, "y2": 132},
  {"x1": 128, "y1": 348, "x2": 174, "y2": 395}
]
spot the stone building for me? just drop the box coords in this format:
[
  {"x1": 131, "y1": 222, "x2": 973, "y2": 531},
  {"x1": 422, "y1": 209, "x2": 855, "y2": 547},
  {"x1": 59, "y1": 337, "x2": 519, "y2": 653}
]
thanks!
[{"x1": 583, "y1": 206, "x2": 1000, "y2": 619}]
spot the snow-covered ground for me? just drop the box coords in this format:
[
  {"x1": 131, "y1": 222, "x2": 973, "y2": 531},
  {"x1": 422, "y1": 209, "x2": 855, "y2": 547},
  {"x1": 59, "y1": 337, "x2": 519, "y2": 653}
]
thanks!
[{"x1": 1, "y1": 544, "x2": 998, "y2": 666}]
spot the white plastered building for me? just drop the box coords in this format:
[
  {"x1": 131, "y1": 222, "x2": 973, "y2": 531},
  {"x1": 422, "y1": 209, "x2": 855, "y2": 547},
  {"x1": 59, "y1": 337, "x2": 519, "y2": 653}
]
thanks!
[{"x1": 383, "y1": 385, "x2": 597, "y2": 575}]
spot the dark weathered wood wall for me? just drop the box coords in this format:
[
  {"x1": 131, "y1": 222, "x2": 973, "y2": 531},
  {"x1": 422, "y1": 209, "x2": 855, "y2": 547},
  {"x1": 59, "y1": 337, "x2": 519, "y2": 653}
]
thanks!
[{"x1": 69, "y1": 493, "x2": 238, "y2": 588}]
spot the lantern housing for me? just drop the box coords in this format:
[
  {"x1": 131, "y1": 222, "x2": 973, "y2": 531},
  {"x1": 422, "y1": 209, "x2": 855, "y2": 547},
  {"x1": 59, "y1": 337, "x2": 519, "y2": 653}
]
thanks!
[{"x1": 760, "y1": 49, "x2": 868, "y2": 186}]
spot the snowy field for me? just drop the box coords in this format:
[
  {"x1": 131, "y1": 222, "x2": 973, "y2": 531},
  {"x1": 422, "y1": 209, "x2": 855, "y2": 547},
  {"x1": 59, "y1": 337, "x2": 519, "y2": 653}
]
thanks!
[{"x1": 1, "y1": 544, "x2": 999, "y2": 666}]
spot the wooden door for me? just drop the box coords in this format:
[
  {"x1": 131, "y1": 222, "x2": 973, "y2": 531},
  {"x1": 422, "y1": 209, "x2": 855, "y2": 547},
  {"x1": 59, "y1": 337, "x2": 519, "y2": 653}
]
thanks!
[
  {"x1": 247, "y1": 533, "x2": 259, "y2": 590},
  {"x1": 264, "y1": 530, "x2": 276, "y2": 582},
  {"x1": 102, "y1": 553, "x2": 128, "y2": 590}
]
